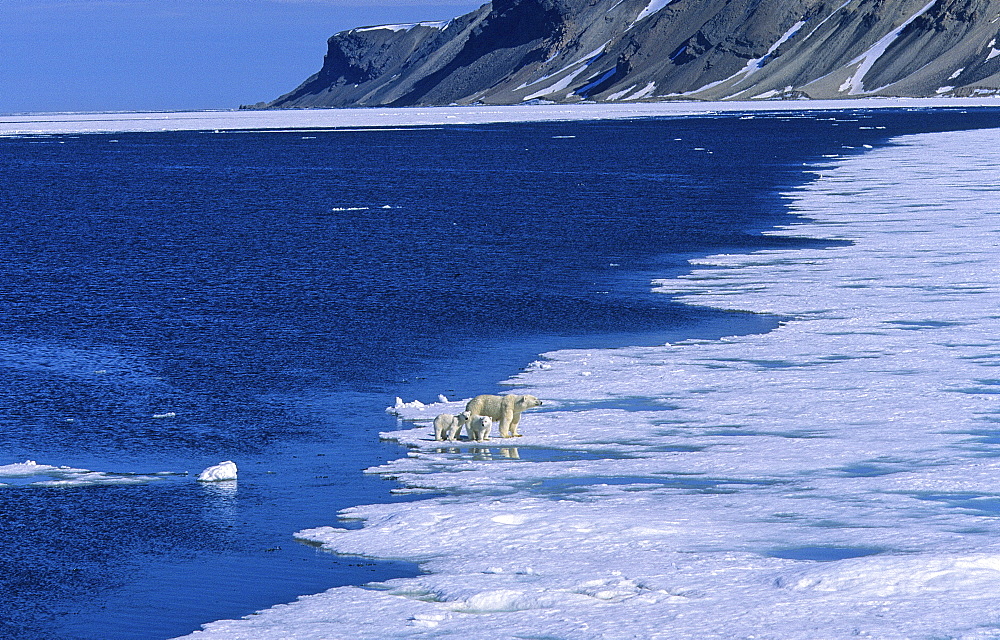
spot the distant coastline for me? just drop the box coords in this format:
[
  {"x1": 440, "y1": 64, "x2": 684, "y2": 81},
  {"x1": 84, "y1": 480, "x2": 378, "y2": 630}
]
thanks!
[{"x1": 2, "y1": 98, "x2": 999, "y2": 135}]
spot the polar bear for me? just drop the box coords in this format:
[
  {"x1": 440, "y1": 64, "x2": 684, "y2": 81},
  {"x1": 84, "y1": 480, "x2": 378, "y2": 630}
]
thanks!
[
  {"x1": 467, "y1": 415, "x2": 493, "y2": 442},
  {"x1": 465, "y1": 394, "x2": 542, "y2": 438},
  {"x1": 433, "y1": 411, "x2": 471, "y2": 441}
]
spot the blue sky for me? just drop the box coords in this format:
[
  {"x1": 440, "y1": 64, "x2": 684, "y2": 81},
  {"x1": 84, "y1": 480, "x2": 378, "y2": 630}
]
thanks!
[{"x1": 1, "y1": 0, "x2": 481, "y2": 113}]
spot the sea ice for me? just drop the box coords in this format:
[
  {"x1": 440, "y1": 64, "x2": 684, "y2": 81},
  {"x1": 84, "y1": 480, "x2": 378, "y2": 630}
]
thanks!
[
  {"x1": 179, "y1": 126, "x2": 1000, "y2": 640},
  {"x1": 6, "y1": 99, "x2": 1000, "y2": 137},
  {"x1": 197, "y1": 461, "x2": 238, "y2": 482},
  {"x1": 0, "y1": 459, "x2": 164, "y2": 487},
  {"x1": 389, "y1": 397, "x2": 427, "y2": 412}
]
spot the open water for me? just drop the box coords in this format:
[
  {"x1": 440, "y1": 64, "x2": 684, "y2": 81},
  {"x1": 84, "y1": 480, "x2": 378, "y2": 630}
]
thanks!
[{"x1": 0, "y1": 108, "x2": 997, "y2": 639}]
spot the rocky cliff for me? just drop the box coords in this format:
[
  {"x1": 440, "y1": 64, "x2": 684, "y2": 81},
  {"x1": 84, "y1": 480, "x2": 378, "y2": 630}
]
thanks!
[{"x1": 264, "y1": 0, "x2": 1000, "y2": 107}]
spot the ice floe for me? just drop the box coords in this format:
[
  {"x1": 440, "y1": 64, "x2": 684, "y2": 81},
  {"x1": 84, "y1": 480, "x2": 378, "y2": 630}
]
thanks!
[
  {"x1": 0, "y1": 459, "x2": 167, "y2": 488},
  {"x1": 197, "y1": 461, "x2": 238, "y2": 482},
  {"x1": 5, "y1": 99, "x2": 1000, "y2": 136},
  {"x1": 179, "y1": 126, "x2": 1000, "y2": 639}
]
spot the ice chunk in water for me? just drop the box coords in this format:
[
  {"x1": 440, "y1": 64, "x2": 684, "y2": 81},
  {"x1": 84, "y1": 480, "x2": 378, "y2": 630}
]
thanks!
[{"x1": 197, "y1": 461, "x2": 238, "y2": 482}]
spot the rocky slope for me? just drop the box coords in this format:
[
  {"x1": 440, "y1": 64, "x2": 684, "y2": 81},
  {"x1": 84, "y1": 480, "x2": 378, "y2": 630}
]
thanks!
[{"x1": 264, "y1": 0, "x2": 1000, "y2": 107}]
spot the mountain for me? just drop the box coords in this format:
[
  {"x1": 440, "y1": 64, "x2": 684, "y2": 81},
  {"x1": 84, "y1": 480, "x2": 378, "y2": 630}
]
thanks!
[{"x1": 261, "y1": 0, "x2": 1000, "y2": 108}]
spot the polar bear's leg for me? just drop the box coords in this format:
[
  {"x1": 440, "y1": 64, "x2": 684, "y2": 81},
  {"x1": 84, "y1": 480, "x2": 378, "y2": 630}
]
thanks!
[
  {"x1": 453, "y1": 411, "x2": 471, "y2": 441},
  {"x1": 433, "y1": 416, "x2": 448, "y2": 441},
  {"x1": 466, "y1": 407, "x2": 482, "y2": 438},
  {"x1": 469, "y1": 416, "x2": 491, "y2": 441},
  {"x1": 498, "y1": 409, "x2": 513, "y2": 438},
  {"x1": 509, "y1": 412, "x2": 523, "y2": 437}
]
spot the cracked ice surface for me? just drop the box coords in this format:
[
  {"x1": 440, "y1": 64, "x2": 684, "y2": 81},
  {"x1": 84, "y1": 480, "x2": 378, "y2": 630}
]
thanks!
[{"x1": 180, "y1": 128, "x2": 1000, "y2": 639}]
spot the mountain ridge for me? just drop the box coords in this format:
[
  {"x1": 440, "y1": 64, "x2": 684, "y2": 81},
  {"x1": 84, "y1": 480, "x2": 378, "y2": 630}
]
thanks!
[{"x1": 257, "y1": 0, "x2": 1000, "y2": 108}]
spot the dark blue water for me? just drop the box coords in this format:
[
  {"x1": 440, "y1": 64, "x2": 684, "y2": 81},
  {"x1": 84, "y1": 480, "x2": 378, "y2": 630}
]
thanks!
[
  {"x1": 0, "y1": 108, "x2": 997, "y2": 639},
  {"x1": 767, "y1": 546, "x2": 884, "y2": 562}
]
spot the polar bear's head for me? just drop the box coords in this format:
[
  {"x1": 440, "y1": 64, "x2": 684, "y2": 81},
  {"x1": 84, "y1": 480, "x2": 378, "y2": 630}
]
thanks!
[
  {"x1": 456, "y1": 410, "x2": 472, "y2": 424},
  {"x1": 515, "y1": 395, "x2": 542, "y2": 410}
]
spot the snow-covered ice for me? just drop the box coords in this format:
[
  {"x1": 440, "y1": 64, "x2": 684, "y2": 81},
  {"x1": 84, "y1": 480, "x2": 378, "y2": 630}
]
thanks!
[
  {"x1": 176, "y1": 123, "x2": 1000, "y2": 639},
  {"x1": 390, "y1": 397, "x2": 428, "y2": 412},
  {"x1": 0, "y1": 459, "x2": 167, "y2": 488},
  {"x1": 197, "y1": 461, "x2": 238, "y2": 482},
  {"x1": 4, "y1": 98, "x2": 1000, "y2": 136}
]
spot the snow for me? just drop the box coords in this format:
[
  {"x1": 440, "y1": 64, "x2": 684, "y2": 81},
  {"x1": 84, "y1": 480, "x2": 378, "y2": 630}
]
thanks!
[
  {"x1": 575, "y1": 69, "x2": 617, "y2": 96},
  {"x1": 518, "y1": 43, "x2": 608, "y2": 91},
  {"x1": 390, "y1": 397, "x2": 428, "y2": 412},
  {"x1": 197, "y1": 461, "x2": 238, "y2": 482},
  {"x1": 0, "y1": 460, "x2": 57, "y2": 477},
  {"x1": 522, "y1": 66, "x2": 594, "y2": 101},
  {"x1": 744, "y1": 21, "x2": 806, "y2": 75},
  {"x1": 684, "y1": 20, "x2": 806, "y2": 99},
  {"x1": 177, "y1": 123, "x2": 1000, "y2": 639},
  {"x1": 605, "y1": 84, "x2": 637, "y2": 100},
  {"x1": 621, "y1": 81, "x2": 657, "y2": 100},
  {"x1": 687, "y1": 19, "x2": 809, "y2": 98},
  {"x1": 520, "y1": 43, "x2": 609, "y2": 100},
  {"x1": 796, "y1": 0, "x2": 853, "y2": 46},
  {"x1": 632, "y1": 0, "x2": 675, "y2": 25},
  {"x1": 839, "y1": 0, "x2": 938, "y2": 95},
  {"x1": 354, "y1": 22, "x2": 448, "y2": 34},
  {"x1": 0, "y1": 459, "x2": 166, "y2": 487},
  {"x1": 750, "y1": 88, "x2": 781, "y2": 99},
  {"x1": 987, "y1": 40, "x2": 1000, "y2": 61},
  {"x1": 5, "y1": 99, "x2": 1000, "y2": 136}
]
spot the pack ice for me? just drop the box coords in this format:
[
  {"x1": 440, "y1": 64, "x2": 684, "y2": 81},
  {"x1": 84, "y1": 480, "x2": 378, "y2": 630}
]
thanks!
[
  {"x1": 0, "y1": 460, "x2": 165, "y2": 488},
  {"x1": 179, "y1": 126, "x2": 1000, "y2": 639}
]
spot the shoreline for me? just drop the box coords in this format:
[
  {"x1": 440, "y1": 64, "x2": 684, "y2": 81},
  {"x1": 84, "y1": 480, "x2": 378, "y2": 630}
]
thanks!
[
  {"x1": 2, "y1": 97, "x2": 1000, "y2": 135},
  {"x1": 178, "y1": 121, "x2": 1000, "y2": 640}
]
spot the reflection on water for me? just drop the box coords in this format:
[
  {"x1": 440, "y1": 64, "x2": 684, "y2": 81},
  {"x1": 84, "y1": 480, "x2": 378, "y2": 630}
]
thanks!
[
  {"x1": 767, "y1": 546, "x2": 884, "y2": 562},
  {"x1": 201, "y1": 481, "x2": 239, "y2": 529},
  {"x1": 429, "y1": 446, "x2": 630, "y2": 462},
  {"x1": 431, "y1": 446, "x2": 522, "y2": 460},
  {"x1": 6, "y1": 111, "x2": 997, "y2": 639}
]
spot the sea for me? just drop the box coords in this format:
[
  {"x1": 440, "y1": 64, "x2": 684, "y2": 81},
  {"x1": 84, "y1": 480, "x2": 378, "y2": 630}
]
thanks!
[{"x1": 0, "y1": 107, "x2": 998, "y2": 640}]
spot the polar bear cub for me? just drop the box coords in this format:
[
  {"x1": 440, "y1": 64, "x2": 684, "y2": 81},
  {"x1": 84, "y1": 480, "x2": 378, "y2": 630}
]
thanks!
[
  {"x1": 433, "y1": 411, "x2": 471, "y2": 441},
  {"x1": 465, "y1": 394, "x2": 542, "y2": 438},
  {"x1": 467, "y1": 415, "x2": 493, "y2": 442}
]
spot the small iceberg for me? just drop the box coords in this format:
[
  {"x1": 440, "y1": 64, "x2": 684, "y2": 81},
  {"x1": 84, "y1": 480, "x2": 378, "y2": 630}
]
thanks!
[
  {"x1": 0, "y1": 459, "x2": 165, "y2": 487},
  {"x1": 387, "y1": 397, "x2": 427, "y2": 414},
  {"x1": 197, "y1": 460, "x2": 238, "y2": 482}
]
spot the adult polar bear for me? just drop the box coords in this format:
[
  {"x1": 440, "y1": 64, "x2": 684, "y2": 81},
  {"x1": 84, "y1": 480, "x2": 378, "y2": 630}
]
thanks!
[{"x1": 465, "y1": 394, "x2": 542, "y2": 438}]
